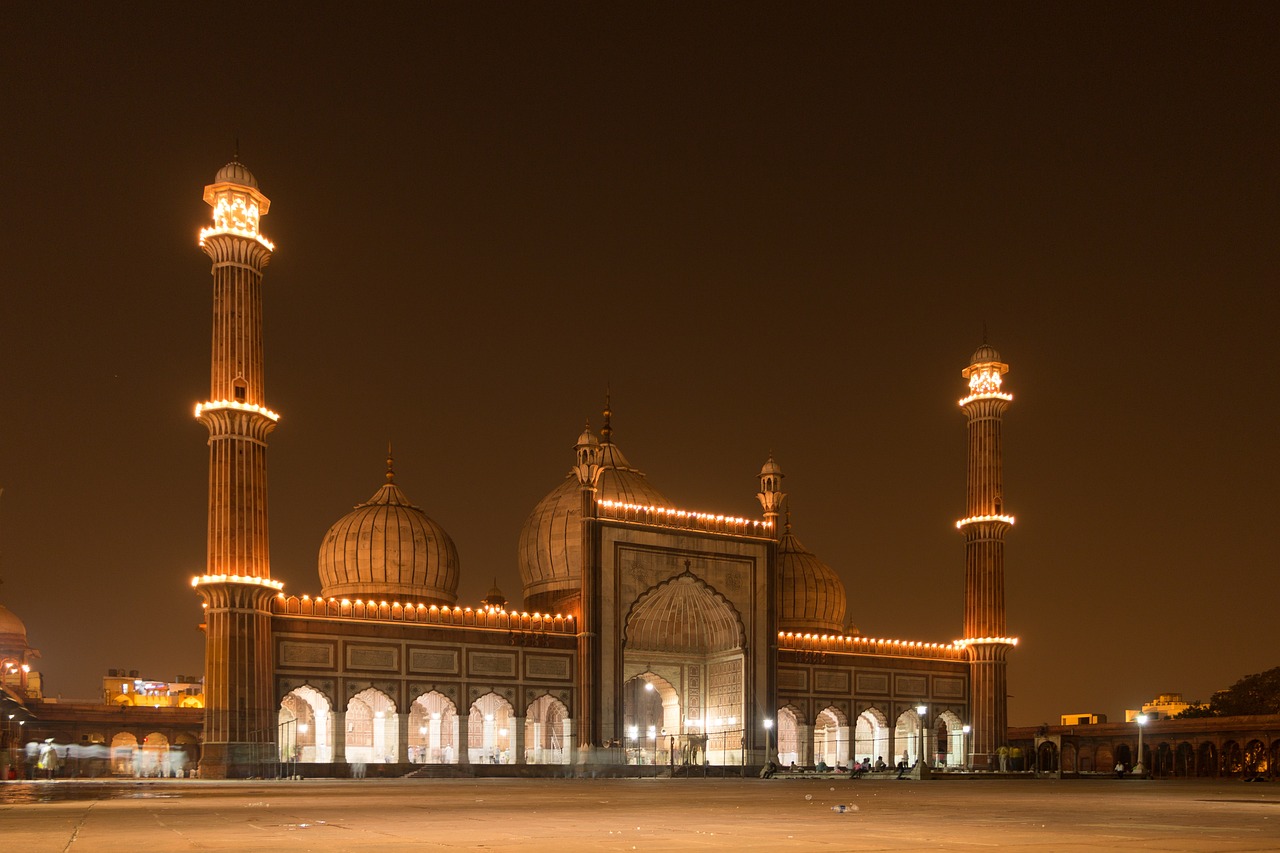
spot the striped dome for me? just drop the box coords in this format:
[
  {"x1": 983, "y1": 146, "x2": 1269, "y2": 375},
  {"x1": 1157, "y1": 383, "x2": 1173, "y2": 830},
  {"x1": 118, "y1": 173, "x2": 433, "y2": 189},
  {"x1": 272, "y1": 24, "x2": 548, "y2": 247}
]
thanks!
[
  {"x1": 518, "y1": 435, "x2": 671, "y2": 606},
  {"x1": 214, "y1": 159, "x2": 259, "y2": 188},
  {"x1": 318, "y1": 473, "x2": 459, "y2": 605},
  {"x1": 776, "y1": 521, "x2": 847, "y2": 634}
]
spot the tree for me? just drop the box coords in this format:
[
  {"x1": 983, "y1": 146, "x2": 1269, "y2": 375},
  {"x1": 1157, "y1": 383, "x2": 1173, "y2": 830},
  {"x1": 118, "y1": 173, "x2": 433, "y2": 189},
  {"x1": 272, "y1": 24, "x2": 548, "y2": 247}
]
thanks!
[
  {"x1": 1176, "y1": 666, "x2": 1280, "y2": 718},
  {"x1": 1210, "y1": 667, "x2": 1280, "y2": 716}
]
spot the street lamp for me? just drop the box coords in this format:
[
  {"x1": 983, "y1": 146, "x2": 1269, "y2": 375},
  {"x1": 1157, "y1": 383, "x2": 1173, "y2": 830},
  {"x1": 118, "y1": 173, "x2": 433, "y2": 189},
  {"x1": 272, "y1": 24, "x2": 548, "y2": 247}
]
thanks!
[
  {"x1": 961, "y1": 725, "x2": 971, "y2": 771},
  {"x1": 763, "y1": 718, "x2": 773, "y2": 767},
  {"x1": 1134, "y1": 714, "x2": 1148, "y2": 776},
  {"x1": 911, "y1": 705, "x2": 932, "y2": 780}
]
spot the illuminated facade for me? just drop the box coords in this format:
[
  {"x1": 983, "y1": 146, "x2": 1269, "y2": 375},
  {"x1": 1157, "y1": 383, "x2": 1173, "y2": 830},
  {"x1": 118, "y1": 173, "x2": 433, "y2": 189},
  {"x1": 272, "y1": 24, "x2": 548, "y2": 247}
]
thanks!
[{"x1": 191, "y1": 162, "x2": 1018, "y2": 777}]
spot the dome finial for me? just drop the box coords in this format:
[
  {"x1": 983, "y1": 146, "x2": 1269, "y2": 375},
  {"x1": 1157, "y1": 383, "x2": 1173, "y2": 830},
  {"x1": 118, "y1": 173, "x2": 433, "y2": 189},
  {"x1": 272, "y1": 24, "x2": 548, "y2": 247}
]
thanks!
[
  {"x1": 601, "y1": 387, "x2": 613, "y2": 444},
  {"x1": 386, "y1": 441, "x2": 395, "y2": 483},
  {"x1": 784, "y1": 505, "x2": 793, "y2": 534}
]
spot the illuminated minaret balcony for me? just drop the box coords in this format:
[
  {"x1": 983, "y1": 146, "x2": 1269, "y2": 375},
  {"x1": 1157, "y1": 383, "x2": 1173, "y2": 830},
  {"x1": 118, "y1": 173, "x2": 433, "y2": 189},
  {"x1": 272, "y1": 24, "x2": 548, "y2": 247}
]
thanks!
[{"x1": 199, "y1": 164, "x2": 275, "y2": 250}]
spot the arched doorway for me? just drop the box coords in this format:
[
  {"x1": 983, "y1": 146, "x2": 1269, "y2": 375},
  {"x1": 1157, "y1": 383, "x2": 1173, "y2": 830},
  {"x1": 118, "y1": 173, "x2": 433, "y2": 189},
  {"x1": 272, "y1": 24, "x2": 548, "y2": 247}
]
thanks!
[
  {"x1": 1036, "y1": 741, "x2": 1058, "y2": 773},
  {"x1": 893, "y1": 709, "x2": 925, "y2": 766},
  {"x1": 1114, "y1": 743, "x2": 1132, "y2": 770},
  {"x1": 346, "y1": 688, "x2": 398, "y2": 765},
  {"x1": 622, "y1": 573, "x2": 746, "y2": 766},
  {"x1": 936, "y1": 711, "x2": 964, "y2": 767},
  {"x1": 1244, "y1": 740, "x2": 1268, "y2": 776},
  {"x1": 140, "y1": 732, "x2": 169, "y2": 777},
  {"x1": 854, "y1": 708, "x2": 890, "y2": 768},
  {"x1": 407, "y1": 691, "x2": 459, "y2": 764},
  {"x1": 525, "y1": 694, "x2": 570, "y2": 765},
  {"x1": 1197, "y1": 741, "x2": 1217, "y2": 777},
  {"x1": 622, "y1": 674, "x2": 677, "y2": 765},
  {"x1": 469, "y1": 693, "x2": 514, "y2": 764},
  {"x1": 110, "y1": 732, "x2": 137, "y2": 776},
  {"x1": 814, "y1": 707, "x2": 848, "y2": 768},
  {"x1": 1223, "y1": 741, "x2": 1243, "y2": 776},
  {"x1": 1172, "y1": 742, "x2": 1194, "y2": 777},
  {"x1": 1061, "y1": 742, "x2": 1077, "y2": 773},
  {"x1": 280, "y1": 685, "x2": 333, "y2": 763}
]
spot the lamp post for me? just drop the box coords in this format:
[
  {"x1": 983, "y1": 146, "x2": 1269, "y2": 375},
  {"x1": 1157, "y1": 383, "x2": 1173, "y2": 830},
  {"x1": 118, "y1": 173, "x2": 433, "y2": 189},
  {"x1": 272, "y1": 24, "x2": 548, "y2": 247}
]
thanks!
[
  {"x1": 961, "y1": 725, "x2": 971, "y2": 771},
  {"x1": 911, "y1": 705, "x2": 932, "y2": 780},
  {"x1": 763, "y1": 718, "x2": 773, "y2": 767},
  {"x1": 1134, "y1": 714, "x2": 1148, "y2": 777}
]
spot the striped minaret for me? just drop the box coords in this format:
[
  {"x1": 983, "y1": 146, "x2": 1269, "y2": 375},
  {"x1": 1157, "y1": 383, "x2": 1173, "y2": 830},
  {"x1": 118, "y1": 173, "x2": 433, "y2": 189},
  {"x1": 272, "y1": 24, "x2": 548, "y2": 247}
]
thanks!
[
  {"x1": 956, "y1": 342, "x2": 1016, "y2": 770},
  {"x1": 191, "y1": 158, "x2": 282, "y2": 778}
]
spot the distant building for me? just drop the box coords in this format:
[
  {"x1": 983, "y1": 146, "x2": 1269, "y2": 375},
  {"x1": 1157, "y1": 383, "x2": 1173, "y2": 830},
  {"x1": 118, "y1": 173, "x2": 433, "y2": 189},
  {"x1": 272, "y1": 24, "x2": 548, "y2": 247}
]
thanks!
[
  {"x1": 102, "y1": 670, "x2": 204, "y2": 708},
  {"x1": 1012, "y1": 715, "x2": 1279, "y2": 778},
  {"x1": 1060, "y1": 713, "x2": 1107, "y2": 726},
  {"x1": 1125, "y1": 693, "x2": 1203, "y2": 721}
]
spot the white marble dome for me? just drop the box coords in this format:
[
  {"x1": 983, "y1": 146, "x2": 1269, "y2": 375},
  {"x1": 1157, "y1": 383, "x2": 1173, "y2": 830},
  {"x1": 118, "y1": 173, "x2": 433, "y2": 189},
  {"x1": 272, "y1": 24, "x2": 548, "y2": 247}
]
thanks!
[
  {"x1": 318, "y1": 466, "x2": 459, "y2": 605},
  {"x1": 518, "y1": 429, "x2": 671, "y2": 610},
  {"x1": 776, "y1": 518, "x2": 847, "y2": 634}
]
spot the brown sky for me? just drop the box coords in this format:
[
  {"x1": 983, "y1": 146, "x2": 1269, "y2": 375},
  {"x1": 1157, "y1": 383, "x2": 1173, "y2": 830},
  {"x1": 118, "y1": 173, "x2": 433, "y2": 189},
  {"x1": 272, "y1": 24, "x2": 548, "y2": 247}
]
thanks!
[{"x1": 2, "y1": 2, "x2": 1277, "y2": 725}]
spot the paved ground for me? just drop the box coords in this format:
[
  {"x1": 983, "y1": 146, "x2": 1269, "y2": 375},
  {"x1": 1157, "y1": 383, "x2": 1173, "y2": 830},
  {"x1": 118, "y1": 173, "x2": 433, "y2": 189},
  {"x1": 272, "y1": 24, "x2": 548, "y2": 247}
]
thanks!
[{"x1": 0, "y1": 776, "x2": 1277, "y2": 851}]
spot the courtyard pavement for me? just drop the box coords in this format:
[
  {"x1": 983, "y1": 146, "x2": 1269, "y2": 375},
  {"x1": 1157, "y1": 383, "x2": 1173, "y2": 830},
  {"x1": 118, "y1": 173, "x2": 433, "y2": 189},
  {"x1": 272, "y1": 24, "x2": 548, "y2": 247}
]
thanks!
[{"x1": 0, "y1": 776, "x2": 1276, "y2": 851}]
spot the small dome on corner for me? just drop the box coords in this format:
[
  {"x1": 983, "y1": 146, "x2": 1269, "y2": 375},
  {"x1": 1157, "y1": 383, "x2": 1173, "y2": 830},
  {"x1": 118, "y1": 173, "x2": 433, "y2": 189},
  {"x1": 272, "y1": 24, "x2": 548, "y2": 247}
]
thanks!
[
  {"x1": 214, "y1": 159, "x2": 259, "y2": 189},
  {"x1": 970, "y1": 343, "x2": 1001, "y2": 364},
  {"x1": 759, "y1": 455, "x2": 783, "y2": 478}
]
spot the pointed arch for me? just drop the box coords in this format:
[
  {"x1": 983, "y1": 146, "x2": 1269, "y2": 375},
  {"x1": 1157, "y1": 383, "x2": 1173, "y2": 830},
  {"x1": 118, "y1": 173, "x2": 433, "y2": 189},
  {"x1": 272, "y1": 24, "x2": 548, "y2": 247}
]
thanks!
[
  {"x1": 346, "y1": 687, "x2": 398, "y2": 764},
  {"x1": 280, "y1": 684, "x2": 333, "y2": 763},
  {"x1": 469, "y1": 692, "x2": 515, "y2": 764},
  {"x1": 814, "y1": 706, "x2": 849, "y2": 768},
  {"x1": 525, "y1": 694, "x2": 570, "y2": 765},
  {"x1": 407, "y1": 690, "x2": 458, "y2": 764},
  {"x1": 854, "y1": 707, "x2": 891, "y2": 768}
]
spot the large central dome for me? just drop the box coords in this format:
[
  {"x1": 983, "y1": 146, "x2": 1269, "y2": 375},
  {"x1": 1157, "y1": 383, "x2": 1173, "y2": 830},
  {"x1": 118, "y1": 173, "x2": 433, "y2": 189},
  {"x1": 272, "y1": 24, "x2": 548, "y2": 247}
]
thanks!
[
  {"x1": 318, "y1": 458, "x2": 459, "y2": 605},
  {"x1": 518, "y1": 416, "x2": 671, "y2": 613}
]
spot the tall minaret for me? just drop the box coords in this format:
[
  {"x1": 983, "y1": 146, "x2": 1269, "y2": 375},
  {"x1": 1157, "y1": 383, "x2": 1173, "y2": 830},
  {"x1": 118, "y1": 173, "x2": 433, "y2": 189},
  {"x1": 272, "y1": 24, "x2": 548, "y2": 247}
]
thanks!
[
  {"x1": 956, "y1": 342, "x2": 1016, "y2": 770},
  {"x1": 191, "y1": 158, "x2": 282, "y2": 778},
  {"x1": 572, "y1": 419, "x2": 603, "y2": 755}
]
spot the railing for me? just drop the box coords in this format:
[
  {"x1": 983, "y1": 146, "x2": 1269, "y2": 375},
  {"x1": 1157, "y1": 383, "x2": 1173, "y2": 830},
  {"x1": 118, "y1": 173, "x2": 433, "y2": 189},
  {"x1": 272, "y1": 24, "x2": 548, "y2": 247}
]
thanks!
[
  {"x1": 272, "y1": 596, "x2": 576, "y2": 634},
  {"x1": 778, "y1": 632, "x2": 967, "y2": 661}
]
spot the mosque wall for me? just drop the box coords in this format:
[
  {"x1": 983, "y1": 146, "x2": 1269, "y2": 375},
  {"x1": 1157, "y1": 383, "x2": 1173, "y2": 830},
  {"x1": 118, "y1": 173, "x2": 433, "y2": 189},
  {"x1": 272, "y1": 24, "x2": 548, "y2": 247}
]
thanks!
[
  {"x1": 778, "y1": 652, "x2": 969, "y2": 729},
  {"x1": 271, "y1": 615, "x2": 576, "y2": 718}
]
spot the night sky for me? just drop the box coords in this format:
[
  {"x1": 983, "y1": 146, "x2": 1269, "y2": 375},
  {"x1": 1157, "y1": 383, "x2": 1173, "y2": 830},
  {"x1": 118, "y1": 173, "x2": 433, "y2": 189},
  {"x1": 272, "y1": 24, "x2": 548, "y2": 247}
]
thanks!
[{"x1": 3, "y1": 3, "x2": 1276, "y2": 727}]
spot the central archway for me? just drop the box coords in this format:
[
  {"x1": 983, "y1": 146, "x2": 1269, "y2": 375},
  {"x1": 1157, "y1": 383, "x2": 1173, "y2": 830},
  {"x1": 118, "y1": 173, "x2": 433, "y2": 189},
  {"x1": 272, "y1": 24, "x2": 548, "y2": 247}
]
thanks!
[{"x1": 622, "y1": 572, "x2": 745, "y2": 766}]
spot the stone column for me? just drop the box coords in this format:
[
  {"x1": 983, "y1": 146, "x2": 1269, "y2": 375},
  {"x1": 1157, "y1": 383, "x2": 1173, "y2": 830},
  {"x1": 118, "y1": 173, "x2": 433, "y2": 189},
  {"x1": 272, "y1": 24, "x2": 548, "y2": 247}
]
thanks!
[
  {"x1": 397, "y1": 711, "x2": 410, "y2": 765},
  {"x1": 796, "y1": 724, "x2": 814, "y2": 767},
  {"x1": 457, "y1": 712, "x2": 471, "y2": 766},
  {"x1": 332, "y1": 711, "x2": 346, "y2": 765},
  {"x1": 512, "y1": 716, "x2": 526, "y2": 764}
]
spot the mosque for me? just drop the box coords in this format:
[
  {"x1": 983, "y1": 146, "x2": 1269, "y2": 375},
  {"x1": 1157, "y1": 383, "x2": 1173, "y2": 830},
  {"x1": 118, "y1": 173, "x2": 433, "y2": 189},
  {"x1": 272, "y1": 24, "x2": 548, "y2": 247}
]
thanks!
[{"x1": 18, "y1": 158, "x2": 1022, "y2": 779}]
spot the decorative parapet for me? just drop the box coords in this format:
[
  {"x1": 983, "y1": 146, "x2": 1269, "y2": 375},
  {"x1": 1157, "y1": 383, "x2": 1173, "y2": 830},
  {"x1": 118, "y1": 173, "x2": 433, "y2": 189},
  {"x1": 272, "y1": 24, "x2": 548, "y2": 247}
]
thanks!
[
  {"x1": 271, "y1": 595, "x2": 576, "y2": 634},
  {"x1": 597, "y1": 499, "x2": 774, "y2": 537},
  {"x1": 778, "y1": 631, "x2": 968, "y2": 661}
]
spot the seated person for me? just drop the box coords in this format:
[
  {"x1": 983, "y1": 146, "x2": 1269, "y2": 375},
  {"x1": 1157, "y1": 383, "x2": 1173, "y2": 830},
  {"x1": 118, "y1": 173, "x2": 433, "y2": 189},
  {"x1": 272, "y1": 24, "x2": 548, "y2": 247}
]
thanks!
[
  {"x1": 815, "y1": 759, "x2": 830, "y2": 773},
  {"x1": 875, "y1": 756, "x2": 887, "y2": 771}
]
